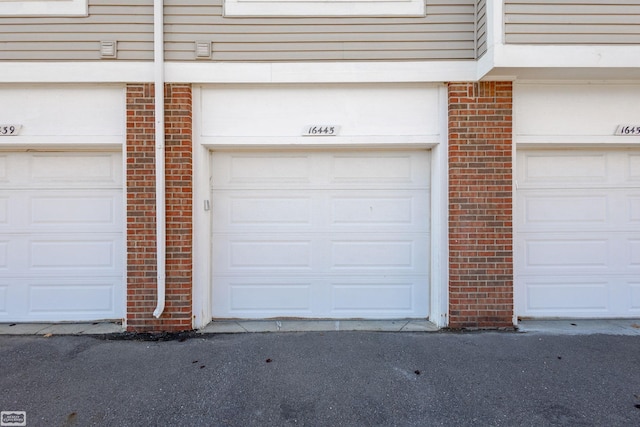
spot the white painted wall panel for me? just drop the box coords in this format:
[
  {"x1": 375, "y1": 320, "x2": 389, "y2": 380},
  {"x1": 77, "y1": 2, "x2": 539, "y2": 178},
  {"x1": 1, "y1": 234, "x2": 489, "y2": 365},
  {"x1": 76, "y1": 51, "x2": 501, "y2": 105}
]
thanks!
[
  {"x1": 0, "y1": 85, "x2": 125, "y2": 144},
  {"x1": 198, "y1": 84, "x2": 441, "y2": 145},
  {"x1": 515, "y1": 84, "x2": 640, "y2": 144}
]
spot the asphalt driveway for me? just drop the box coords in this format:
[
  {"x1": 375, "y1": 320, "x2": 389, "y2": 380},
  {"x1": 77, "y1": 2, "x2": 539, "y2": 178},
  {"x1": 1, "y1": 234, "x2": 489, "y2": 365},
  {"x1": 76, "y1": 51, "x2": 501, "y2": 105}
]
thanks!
[{"x1": 1, "y1": 331, "x2": 639, "y2": 426}]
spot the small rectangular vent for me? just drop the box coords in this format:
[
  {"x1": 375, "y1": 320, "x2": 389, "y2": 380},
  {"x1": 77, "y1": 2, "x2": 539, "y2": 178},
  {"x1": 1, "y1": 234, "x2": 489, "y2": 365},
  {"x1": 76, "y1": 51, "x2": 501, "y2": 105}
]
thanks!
[{"x1": 100, "y1": 41, "x2": 117, "y2": 59}]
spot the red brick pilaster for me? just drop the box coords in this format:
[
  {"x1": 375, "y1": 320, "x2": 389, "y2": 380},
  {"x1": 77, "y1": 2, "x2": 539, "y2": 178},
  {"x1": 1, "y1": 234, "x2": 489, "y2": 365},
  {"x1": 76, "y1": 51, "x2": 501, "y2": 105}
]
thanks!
[
  {"x1": 126, "y1": 83, "x2": 193, "y2": 332},
  {"x1": 448, "y1": 82, "x2": 514, "y2": 329}
]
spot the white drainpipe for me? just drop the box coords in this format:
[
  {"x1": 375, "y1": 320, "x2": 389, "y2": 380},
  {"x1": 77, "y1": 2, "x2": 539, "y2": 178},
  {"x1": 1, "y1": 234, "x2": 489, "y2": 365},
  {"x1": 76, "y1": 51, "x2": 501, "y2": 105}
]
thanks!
[{"x1": 153, "y1": 0, "x2": 166, "y2": 319}]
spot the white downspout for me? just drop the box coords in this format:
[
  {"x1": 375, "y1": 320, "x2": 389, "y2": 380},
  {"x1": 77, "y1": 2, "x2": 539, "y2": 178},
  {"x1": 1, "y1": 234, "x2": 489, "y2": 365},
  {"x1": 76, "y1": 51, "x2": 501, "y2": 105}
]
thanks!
[{"x1": 153, "y1": 0, "x2": 166, "y2": 319}]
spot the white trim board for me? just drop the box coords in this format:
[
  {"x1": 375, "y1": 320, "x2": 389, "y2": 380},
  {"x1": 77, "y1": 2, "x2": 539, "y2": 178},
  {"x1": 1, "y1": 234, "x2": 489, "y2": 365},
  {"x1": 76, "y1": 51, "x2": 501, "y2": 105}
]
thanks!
[
  {"x1": 0, "y1": 62, "x2": 476, "y2": 84},
  {"x1": 0, "y1": 0, "x2": 87, "y2": 16},
  {"x1": 223, "y1": 0, "x2": 425, "y2": 17}
]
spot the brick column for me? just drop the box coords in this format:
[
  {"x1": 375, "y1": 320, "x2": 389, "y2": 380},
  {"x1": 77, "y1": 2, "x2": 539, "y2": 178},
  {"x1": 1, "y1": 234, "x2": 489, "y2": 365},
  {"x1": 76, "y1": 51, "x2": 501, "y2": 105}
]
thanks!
[
  {"x1": 448, "y1": 82, "x2": 514, "y2": 329},
  {"x1": 126, "y1": 84, "x2": 193, "y2": 332}
]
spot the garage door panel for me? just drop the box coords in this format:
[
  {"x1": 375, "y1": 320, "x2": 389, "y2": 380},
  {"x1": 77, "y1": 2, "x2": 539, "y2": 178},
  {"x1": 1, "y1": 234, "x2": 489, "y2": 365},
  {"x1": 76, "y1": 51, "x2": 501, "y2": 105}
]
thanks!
[
  {"x1": 230, "y1": 155, "x2": 312, "y2": 184},
  {"x1": 519, "y1": 193, "x2": 608, "y2": 228},
  {"x1": 213, "y1": 276, "x2": 428, "y2": 318},
  {"x1": 214, "y1": 234, "x2": 318, "y2": 272},
  {"x1": 0, "y1": 241, "x2": 8, "y2": 270},
  {"x1": 0, "y1": 198, "x2": 7, "y2": 224},
  {"x1": 517, "y1": 149, "x2": 640, "y2": 318},
  {"x1": 332, "y1": 240, "x2": 413, "y2": 269},
  {"x1": 331, "y1": 282, "x2": 416, "y2": 312},
  {"x1": 631, "y1": 196, "x2": 640, "y2": 222},
  {"x1": 212, "y1": 150, "x2": 430, "y2": 319},
  {"x1": 229, "y1": 283, "x2": 312, "y2": 313},
  {"x1": 630, "y1": 154, "x2": 640, "y2": 179},
  {"x1": 518, "y1": 151, "x2": 640, "y2": 189},
  {"x1": 0, "y1": 283, "x2": 6, "y2": 316},
  {"x1": 521, "y1": 237, "x2": 609, "y2": 269},
  {"x1": 519, "y1": 191, "x2": 640, "y2": 231},
  {"x1": 29, "y1": 238, "x2": 119, "y2": 271},
  {"x1": 214, "y1": 278, "x2": 314, "y2": 315},
  {"x1": 630, "y1": 240, "x2": 640, "y2": 267},
  {"x1": 28, "y1": 153, "x2": 121, "y2": 186},
  {"x1": 0, "y1": 277, "x2": 123, "y2": 321},
  {"x1": 524, "y1": 280, "x2": 610, "y2": 314},
  {"x1": 330, "y1": 154, "x2": 415, "y2": 184},
  {"x1": 520, "y1": 234, "x2": 640, "y2": 273},
  {"x1": 330, "y1": 191, "x2": 429, "y2": 230},
  {"x1": 331, "y1": 235, "x2": 428, "y2": 272},
  {"x1": 29, "y1": 194, "x2": 121, "y2": 227},
  {"x1": 212, "y1": 151, "x2": 430, "y2": 189},
  {"x1": 214, "y1": 192, "x2": 314, "y2": 230},
  {"x1": 332, "y1": 276, "x2": 428, "y2": 317},
  {"x1": 214, "y1": 190, "x2": 428, "y2": 233},
  {"x1": 519, "y1": 152, "x2": 608, "y2": 186},
  {"x1": 630, "y1": 282, "x2": 640, "y2": 313},
  {"x1": 28, "y1": 281, "x2": 117, "y2": 314},
  {"x1": 214, "y1": 154, "x2": 313, "y2": 187},
  {"x1": 227, "y1": 239, "x2": 314, "y2": 270},
  {"x1": 0, "y1": 156, "x2": 7, "y2": 182},
  {"x1": 0, "y1": 152, "x2": 124, "y2": 321},
  {"x1": 522, "y1": 277, "x2": 640, "y2": 317},
  {"x1": 228, "y1": 195, "x2": 313, "y2": 227}
]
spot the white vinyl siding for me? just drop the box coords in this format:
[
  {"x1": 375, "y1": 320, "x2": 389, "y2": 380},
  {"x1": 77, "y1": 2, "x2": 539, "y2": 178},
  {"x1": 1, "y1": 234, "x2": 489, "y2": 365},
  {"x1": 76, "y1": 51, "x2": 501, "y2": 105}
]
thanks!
[
  {"x1": 210, "y1": 150, "x2": 431, "y2": 319},
  {"x1": 505, "y1": 0, "x2": 640, "y2": 44}
]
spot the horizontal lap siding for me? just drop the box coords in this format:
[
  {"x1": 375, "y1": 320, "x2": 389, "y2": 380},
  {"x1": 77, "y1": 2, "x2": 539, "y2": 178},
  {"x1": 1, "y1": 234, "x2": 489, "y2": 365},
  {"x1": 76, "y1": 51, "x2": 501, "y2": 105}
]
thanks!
[
  {"x1": 476, "y1": 0, "x2": 487, "y2": 58},
  {"x1": 0, "y1": 0, "x2": 153, "y2": 61},
  {"x1": 165, "y1": 0, "x2": 476, "y2": 61},
  {"x1": 505, "y1": 1, "x2": 640, "y2": 44}
]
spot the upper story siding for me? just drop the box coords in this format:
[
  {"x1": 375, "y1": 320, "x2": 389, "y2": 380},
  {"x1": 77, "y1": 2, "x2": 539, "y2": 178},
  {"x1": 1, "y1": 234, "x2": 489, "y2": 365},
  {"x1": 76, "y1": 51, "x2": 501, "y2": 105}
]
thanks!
[
  {"x1": 0, "y1": 0, "x2": 477, "y2": 62},
  {"x1": 0, "y1": 0, "x2": 153, "y2": 61},
  {"x1": 164, "y1": 0, "x2": 476, "y2": 62},
  {"x1": 476, "y1": 0, "x2": 487, "y2": 57},
  {"x1": 505, "y1": 0, "x2": 640, "y2": 44}
]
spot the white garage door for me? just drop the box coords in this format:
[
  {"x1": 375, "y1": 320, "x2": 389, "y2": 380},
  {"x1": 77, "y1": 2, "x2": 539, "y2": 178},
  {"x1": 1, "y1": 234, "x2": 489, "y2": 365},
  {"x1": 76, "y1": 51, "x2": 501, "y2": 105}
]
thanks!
[
  {"x1": 211, "y1": 150, "x2": 430, "y2": 319},
  {"x1": 0, "y1": 152, "x2": 124, "y2": 322},
  {"x1": 516, "y1": 149, "x2": 640, "y2": 318}
]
